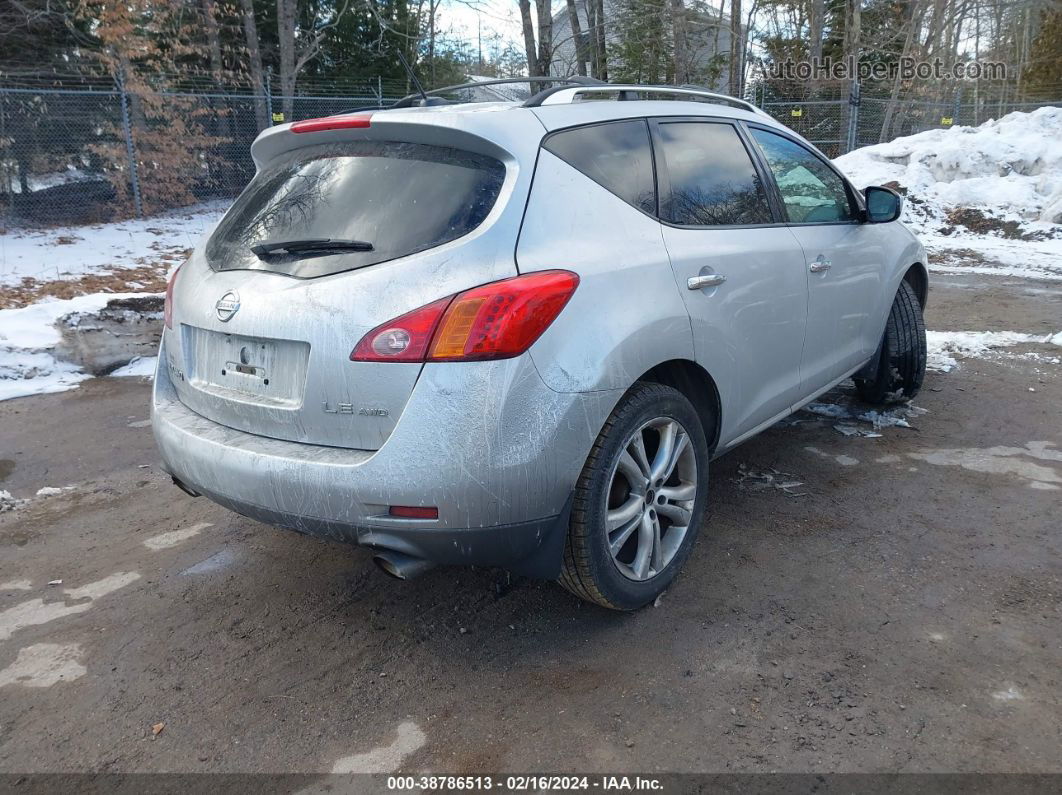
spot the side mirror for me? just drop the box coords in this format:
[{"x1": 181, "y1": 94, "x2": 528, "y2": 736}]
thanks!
[{"x1": 864, "y1": 185, "x2": 902, "y2": 223}]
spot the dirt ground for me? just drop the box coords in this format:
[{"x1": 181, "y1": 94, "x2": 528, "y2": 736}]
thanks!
[{"x1": 0, "y1": 271, "x2": 1059, "y2": 777}]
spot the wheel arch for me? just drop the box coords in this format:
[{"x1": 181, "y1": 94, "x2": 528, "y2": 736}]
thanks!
[
  {"x1": 903, "y1": 262, "x2": 928, "y2": 308},
  {"x1": 637, "y1": 359, "x2": 722, "y2": 456}
]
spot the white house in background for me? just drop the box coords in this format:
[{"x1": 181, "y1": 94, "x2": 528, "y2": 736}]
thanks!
[{"x1": 549, "y1": 0, "x2": 734, "y2": 91}]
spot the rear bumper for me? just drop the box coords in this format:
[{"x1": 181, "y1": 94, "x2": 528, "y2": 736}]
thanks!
[
  {"x1": 181, "y1": 479, "x2": 572, "y2": 578},
  {"x1": 152, "y1": 335, "x2": 619, "y2": 577}
]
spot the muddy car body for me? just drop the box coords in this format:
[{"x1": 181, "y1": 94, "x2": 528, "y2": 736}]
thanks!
[{"x1": 153, "y1": 82, "x2": 928, "y2": 609}]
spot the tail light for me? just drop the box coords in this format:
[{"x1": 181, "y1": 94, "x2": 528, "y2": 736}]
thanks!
[
  {"x1": 164, "y1": 264, "x2": 182, "y2": 329},
  {"x1": 291, "y1": 113, "x2": 372, "y2": 134},
  {"x1": 351, "y1": 270, "x2": 579, "y2": 363}
]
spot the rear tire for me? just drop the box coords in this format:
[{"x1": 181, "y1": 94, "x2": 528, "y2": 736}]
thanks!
[
  {"x1": 854, "y1": 280, "x2": 927, "y2": 404},
  {"x1": 559, "y1": 382, "x2": 709, "y2": 610}
]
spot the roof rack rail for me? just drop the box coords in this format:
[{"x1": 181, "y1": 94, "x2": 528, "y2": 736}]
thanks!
[
  {"x1": 388, "y1": 76, "x2": 605, "y2": 110},
  {"x1": 523, "y1": 82, "x2": 771, "y2": 117}
]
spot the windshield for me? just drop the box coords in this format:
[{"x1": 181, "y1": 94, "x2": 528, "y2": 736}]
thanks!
[{"x1": 207, "y1": 141, "x2": 506, "y2": 278}]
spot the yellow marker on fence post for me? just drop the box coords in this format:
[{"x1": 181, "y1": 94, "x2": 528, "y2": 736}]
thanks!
[
  {"x1": 941, "y1": 116, "x2": 953, "y2": 126},
  {"x1": 790, "y1": 108, "x2": 803, "y2": 118},
  {"x1": 272, "y1": 112, "x2": 285, "y2": 123}
]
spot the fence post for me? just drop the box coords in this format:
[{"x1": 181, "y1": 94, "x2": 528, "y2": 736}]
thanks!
[
  {"x1": 953, "y1": 84, "x2": 962, "y2": 127},
  {"x1": 265, "y1": 72, "x2": 274, "y2": 124},
  {"x1": 845, "y1": 78, "x2": 860, "y2": 154},
  {"x1": 117, "y1": 70, "x2": 144, "y2": 219}
]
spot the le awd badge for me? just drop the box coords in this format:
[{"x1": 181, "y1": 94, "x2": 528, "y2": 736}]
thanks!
[{"x1": 323, "y1": 401, "x2": 389, "y2": 417}]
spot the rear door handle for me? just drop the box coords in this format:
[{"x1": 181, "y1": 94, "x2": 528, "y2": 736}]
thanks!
[
  {"x1": 687, "y1": 274, "x2": 727, "y2": 290},
  {"x1": 809, "y1": 258, "x2": 832, "y2": 273}
]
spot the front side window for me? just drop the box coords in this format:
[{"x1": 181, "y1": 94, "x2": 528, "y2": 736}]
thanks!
[
  {"x1": 543, "y1": 120, "x2": 656, "y2": 215},
  {"x1": 206, "y1": 141, "x2": 506, "y2": 278},
  {"x1": 656, "y1": 122, "x2": 773, "y2": 226},
  {"x1": 750, "y1": 128, "x2": 855, "y2": 224}
]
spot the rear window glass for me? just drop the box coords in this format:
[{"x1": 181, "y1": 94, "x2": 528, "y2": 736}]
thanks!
[
  {"x1": 206, "y1": 141, "x2": 506, "y2": 278},
  {"x1": 543, "y1": 120, "x2": 656, "y2": 215},
  {"x1": 657, "y1": 122, "x2": 772, "y2": 226}
]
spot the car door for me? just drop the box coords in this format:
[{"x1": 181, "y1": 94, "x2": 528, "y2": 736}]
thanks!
[
  {"x1": 746, "y1": 126, "x2": 886, "y2": 393},
  {"x1": 652, "y1": 118, "x2": 809, "y2": 446}
]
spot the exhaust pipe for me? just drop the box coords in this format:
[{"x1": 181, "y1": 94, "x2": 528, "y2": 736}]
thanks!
[
  {"x1": 373, "y1": 550, "x2": 435, "y2": 580},
  {"x1": 171, "y1": 476, "x2": 201, "y2": 498}
]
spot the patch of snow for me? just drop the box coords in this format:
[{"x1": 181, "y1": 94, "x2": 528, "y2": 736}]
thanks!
[
  {"x1": 0, "y1": 291, "x2": 157, "y2": 401},
  {"x1": 804, "y1": 399, "x2": 926, "y2": 429},
  {"x1": 0, "y1": 490, "x2": 26, "y2": 513},
  {"x1": 734, "y1": 464, "x2": 808, "y2": 496},
  {"x1": 110, "y1": 356, "x2": 157, "y2": 378},
  {"x1": 926, "y1": 330, "x2": 1054, "y2": 372},
  {"x1": 0, "y1": 164, "x2": 94, "y2": 194},
  {"x1": 0, "y1": 202, "x2": 225, "y2": 287}
]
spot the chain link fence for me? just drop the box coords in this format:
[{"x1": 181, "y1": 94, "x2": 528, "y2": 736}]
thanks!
[
  {"x1": 3, "y1": 74, "x2": 1060, "y2": 228},
  {"x1": 1, "y1": 78, "x2": 402, "y2": 228},
  {"x1": 751, "y1": 79, "x2": 1061, "y2": 158}
]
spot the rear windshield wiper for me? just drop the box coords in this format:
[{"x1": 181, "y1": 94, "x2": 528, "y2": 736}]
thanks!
[{"x1": 250, "y1": 238, "x2": 374, "y2": 259}]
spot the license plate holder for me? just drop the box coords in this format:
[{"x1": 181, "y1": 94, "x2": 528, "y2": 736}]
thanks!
[{"x1": 183, "y1": 327, "x2": 310, "y2": 408}]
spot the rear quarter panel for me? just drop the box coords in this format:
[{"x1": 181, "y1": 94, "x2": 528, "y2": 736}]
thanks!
[{"x1": 517, "y1": 149, "x2": 694, "y2": 393}]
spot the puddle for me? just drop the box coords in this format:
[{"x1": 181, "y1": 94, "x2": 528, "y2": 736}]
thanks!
[
  {"x1": 181, "y1": 548, "x2": 237, "y2": 575},
  {"x1": 0, "y1": 459, "x2": 15, "y2": 483}
]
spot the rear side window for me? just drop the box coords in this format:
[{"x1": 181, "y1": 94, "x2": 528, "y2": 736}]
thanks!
[
  {"x1": 543, "y1": 120, "x2": 656, "y2": 215},
  {"x1": 749, "y1": 128, "x2": 855, "y2": 224},
  {"x1": 207, "y1": 141, "x2": 505, "y2": 278},
  {"x1": 656, "y1": 122, "x2": 772, "y2": 226}
]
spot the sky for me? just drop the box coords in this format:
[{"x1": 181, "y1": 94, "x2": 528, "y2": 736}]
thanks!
[{"x1": 435, "y1": 0, "x2": 528, "y2": 54}]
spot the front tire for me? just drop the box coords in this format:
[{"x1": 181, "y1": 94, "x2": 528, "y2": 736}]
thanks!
[
  {"x1": 559, "y1": 383, "x2": 709, "y2": 610},
  {"x1": 854, "y1": 280, "x2": 927, "y2": 404}
]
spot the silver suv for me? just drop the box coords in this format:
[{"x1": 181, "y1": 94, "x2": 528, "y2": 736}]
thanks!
[{"x1": 153, "y1": 81, "x2": 928, "y2": 610}]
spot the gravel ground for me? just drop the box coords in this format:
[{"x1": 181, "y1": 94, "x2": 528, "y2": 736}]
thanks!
[{"x1": 0, "y1": 272, "x2": 1059, "y2": 777}]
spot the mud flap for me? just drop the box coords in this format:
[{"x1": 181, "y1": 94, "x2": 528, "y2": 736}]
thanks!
[
  {"x1": 506, "y1": 492, "x2": 573, "y2": 580},
  {"x1": 855, "y1": 330, "x2": 885, "y2": 381}
]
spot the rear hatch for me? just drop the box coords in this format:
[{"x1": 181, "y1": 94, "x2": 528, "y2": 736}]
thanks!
[{"x1": 165, "y1": 110, "x2": 536, "y2": 450}]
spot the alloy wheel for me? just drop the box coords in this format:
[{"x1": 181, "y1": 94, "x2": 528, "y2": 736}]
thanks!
[{"x1": 604, "y1": 417, "x2": 698, "y2": 581}]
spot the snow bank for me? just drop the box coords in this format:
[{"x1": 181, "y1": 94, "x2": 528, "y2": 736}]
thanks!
[
  {"x1": 0, "y1": 292, "x2": 158, "y2": 401},
  {"x1": 835, "y1": 107, "x2": 1062, "y2": 280}
]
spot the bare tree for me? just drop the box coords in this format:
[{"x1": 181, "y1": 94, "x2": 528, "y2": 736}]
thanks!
[
  {"x1": 536, "y1": 0, "x2": 554, "y2": 76},
  {"x1": 519, "y1": 0, "x2": 539, "y2": 75},
  {"x1": 239, "y1": 0, "x2": 269, "y2": 131},
  {"x1": 201, "y1": 0, "x2": 231, "y2": 137},
  {"x1": 809, "y1": 0, "x2": 825, "y2": 61},
  {"x1": 519, "y1": 0, "x2": 557, "y2": 77},
  {"x1": 671, "y1": 0, "x2": 689, "y2": 84},
  {"x1": 276, "y1": 0, "x2": 350, "y2": 116},
  {"x1": 592, "y1": 0, "x2": 608, "y2": 79},
  {"x1": 566, "y1": 0, "x2": 587, "y2": 76},
  {"x1": 844, "y1": 0, "x2": 861, "y2": 64},
  {"x1": 729, "y1": 0, "x2": 743, "y2": 96}
]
